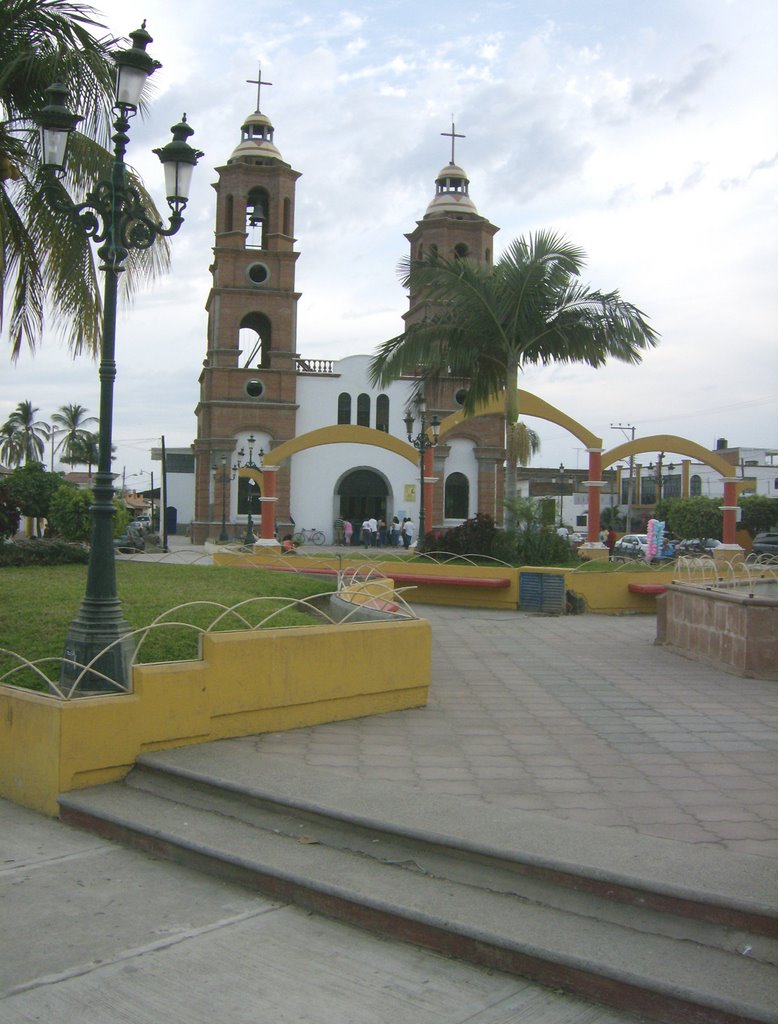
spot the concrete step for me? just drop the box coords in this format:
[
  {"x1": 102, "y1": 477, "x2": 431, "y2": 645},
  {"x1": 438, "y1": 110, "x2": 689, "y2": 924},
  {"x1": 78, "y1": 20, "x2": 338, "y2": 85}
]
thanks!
[{"x1": 58, "y1": 747, "x2": 778, "y2": 1024}]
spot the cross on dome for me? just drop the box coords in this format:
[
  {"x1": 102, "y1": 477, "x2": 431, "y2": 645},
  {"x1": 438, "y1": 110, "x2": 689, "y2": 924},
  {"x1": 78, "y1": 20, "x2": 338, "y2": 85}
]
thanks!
[
  {"x1": 441, "y1": 117, "x2": 465, "y2": 164},
  {"x1": 246, "y1": 64, "x2": 273, "y2": 112}
]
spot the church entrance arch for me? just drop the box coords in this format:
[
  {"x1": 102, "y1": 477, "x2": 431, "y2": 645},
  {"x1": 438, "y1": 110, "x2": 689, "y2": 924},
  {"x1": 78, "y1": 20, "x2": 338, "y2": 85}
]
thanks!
[{"x1": 337, "y1": 468, "x2": 390, "y2": 523}]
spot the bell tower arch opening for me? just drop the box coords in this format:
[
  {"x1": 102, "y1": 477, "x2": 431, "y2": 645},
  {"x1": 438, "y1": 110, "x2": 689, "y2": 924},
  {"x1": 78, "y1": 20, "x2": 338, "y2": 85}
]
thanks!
[{"x1": 240, "y1": 312, "x2": 272, "y2": 368}]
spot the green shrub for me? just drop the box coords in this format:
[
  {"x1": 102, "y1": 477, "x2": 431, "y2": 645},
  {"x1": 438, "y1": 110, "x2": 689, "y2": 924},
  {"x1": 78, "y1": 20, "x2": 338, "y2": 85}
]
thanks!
[
  {"x1": 0, "y1": 482, "x2": 21, "y2": 539},
  {"x1": 514, "y1": 527, "x2": 574, "y2": 566},
  {"x1": 423, "y1": 513, "x2": 499, "y2": 557},
  {"x1": 0, "y1": 539, "x2": 89, "y2": 567}
]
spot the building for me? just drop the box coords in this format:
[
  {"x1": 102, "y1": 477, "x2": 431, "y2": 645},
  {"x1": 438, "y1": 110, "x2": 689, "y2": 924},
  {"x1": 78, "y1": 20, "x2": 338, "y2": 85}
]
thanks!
[{"x1": 190, "y1": 95, "x2": 506, "y2": 544}]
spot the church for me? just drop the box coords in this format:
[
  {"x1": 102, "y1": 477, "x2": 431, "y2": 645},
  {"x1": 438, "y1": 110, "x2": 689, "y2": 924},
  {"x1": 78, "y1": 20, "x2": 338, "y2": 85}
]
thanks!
[{"x1": 190, "y1": 84, "x2": 508, "y2": 545}]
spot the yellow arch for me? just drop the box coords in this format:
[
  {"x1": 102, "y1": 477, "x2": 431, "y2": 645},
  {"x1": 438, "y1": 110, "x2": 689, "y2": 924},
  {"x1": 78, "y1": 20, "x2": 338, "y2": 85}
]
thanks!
[
  {"x1": 438, "y1": 389, "x2": 602, "y2": 450},
  {"x1": 603, "y1": 435, "x2": 737, "y2": 477},
  {"x1": 260, "y1": 424, "x2": 419, "y2": 469}
]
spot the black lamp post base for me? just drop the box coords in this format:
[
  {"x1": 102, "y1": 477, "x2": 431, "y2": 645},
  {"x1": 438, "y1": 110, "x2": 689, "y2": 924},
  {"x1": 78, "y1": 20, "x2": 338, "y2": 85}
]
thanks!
[{"x1": 59, "y1": 600, "x2": 135, "y2": 695}]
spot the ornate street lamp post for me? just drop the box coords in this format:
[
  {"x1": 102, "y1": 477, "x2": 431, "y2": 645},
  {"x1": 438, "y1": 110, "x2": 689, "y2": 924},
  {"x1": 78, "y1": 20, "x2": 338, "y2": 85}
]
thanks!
[
  {"x1": 37, "y1": 23, "x2": 202, "y2": 693},
  {"x1": 212, "y1": 455, "x2": 234, "y2": 542},
  {"x1": 404, "y1": 399, "x2": 440, "y2": 550},
  {"x1": 234, "y1": 436, "x2": 263, "y2": 547}
]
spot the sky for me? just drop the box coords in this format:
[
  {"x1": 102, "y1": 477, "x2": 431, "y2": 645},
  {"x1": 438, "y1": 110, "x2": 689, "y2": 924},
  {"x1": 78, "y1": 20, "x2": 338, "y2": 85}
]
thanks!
[{"x1": 3, "y1": 0, "x2": 777, "y2": 485}]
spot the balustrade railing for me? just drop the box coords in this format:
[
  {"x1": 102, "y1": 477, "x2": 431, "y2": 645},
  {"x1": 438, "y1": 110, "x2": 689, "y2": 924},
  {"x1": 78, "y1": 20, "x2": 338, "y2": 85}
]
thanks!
[{"x1": 296, "y1": 357, "x2": 335, "y2": 374}]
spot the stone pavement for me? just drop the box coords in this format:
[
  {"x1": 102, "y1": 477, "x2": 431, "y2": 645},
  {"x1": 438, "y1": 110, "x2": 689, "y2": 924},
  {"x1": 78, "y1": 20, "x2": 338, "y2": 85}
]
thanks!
[
  {"x1": 3, "y1": 589, "x2": 777, "y2": 1021},
  {"x1": 245, "y1": 606, "x2": 778, "y2": 858},
  {"x1": 0, "y1": 799, "x2": 645, "y2": 1023}
]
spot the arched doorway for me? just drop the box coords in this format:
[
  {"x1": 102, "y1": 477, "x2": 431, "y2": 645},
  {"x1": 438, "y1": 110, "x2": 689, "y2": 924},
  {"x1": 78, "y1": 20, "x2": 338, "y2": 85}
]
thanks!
[{"x1": 338, "y1": 469, "x2": 389, "y2": 522}]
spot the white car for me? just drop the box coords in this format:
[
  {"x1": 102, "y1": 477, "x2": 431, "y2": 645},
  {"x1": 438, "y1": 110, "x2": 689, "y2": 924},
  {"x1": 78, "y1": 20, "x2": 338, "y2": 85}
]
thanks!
[{"x1": 612, "y1": 534, "x2": 649, "y2": 558}]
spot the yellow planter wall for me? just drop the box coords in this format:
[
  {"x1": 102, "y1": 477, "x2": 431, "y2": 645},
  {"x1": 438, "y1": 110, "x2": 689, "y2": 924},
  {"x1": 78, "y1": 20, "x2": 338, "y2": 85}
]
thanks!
[
  {"x1": 0, "y1": 619, "x2": 431, "y2": 817},
  {"x1": 214, "y1": 550, "x2": 520, "y2": 610}
]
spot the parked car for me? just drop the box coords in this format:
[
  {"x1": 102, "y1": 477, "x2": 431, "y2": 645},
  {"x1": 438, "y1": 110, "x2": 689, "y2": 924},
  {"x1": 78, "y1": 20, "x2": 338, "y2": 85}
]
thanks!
[
  {"x1": 611, "y1": 534, "x2": 649, "y2": 558},
  {"x1": 675, "y1": 538, "x2": 722, "y2": 556},
  {"x1": 134, "y1": 515, "x2": 151, "y2": 528},
  {"x1": 114, "y1": 522, "x2": 145, "y2": 553},
  {"x1": 752, "y1": 532, "x2": 778, "y2": 556}
]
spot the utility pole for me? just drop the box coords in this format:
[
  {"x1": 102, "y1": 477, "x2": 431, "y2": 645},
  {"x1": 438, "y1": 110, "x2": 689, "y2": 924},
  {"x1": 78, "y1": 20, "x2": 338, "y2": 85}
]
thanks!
[{"x1": 611, "y1": 423, "x2": 636, "y2": 533}]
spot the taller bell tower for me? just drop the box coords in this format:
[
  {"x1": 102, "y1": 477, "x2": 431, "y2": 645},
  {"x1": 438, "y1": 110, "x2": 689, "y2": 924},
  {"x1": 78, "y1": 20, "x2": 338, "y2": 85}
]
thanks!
[{"x1": 192, "y1": 72, "x2": 301, "y2": 542}]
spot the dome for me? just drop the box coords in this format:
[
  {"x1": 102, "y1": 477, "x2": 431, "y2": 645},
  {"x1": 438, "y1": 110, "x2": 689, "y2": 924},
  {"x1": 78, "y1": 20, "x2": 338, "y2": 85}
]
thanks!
[
  {"x1": 425, "y1": 161, "x2": 478, "y2": 216},
  {"x1": 228, "y1": 109, "x2": 284, "y2": 164}
]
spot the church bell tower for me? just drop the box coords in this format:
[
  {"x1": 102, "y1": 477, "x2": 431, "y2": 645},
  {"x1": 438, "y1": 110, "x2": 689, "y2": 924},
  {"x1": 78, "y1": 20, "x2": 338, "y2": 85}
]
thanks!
[
  {"x1": 403, "y1": 122, "x2": 507, "y2": 525},
  {"x1": 192, "y1": 70, "x2": 301, "y2": 542}
]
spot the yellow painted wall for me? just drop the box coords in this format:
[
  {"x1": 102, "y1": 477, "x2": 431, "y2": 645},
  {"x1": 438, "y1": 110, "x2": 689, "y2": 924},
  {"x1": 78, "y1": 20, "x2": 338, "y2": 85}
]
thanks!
[
  {"x1": 213, "y1": 550, "x2": 520, "y2": 610},
  {"x1": 560, "y1": 567, "x2": 677, "y2": 614},
  {"x1": 0, "y1": 619, "x2": 431, "y2": 817}
]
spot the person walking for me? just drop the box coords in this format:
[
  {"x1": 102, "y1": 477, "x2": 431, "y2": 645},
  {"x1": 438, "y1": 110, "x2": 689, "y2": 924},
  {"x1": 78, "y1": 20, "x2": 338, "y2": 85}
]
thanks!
[{"x1": 343, "y1": 519, "x2": 353, "y2": 546}]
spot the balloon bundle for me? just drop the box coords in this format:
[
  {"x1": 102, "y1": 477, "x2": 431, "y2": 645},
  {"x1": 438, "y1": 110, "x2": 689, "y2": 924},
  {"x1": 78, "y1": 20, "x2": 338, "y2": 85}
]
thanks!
[{"x1": 646, "y1": 518, "x2": 665, "y2": 561}]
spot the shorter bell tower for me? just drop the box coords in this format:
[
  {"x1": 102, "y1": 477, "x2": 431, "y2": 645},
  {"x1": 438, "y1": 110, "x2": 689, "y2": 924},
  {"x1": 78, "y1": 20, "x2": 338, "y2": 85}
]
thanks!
[{"x1": 404, "y1": 122, "x2": 506, "y2": 526}]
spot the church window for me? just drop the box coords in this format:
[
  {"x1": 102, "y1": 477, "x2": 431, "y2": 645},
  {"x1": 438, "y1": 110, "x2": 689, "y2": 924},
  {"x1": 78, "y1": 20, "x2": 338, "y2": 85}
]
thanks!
[
  {"x1": 239, "y1": 312, "x2": 272, "y2": 368},
  {"x1": 337, "y1": 393, "x2": 351, "y2": 424},
  {"x1": 454, "y1": 242, "x2": 469, "y2": 258},
  {"x1": 247, "y1": 262, "x2": 270, "y2": 285},
  {"x1": 376, "y1": 394, "x2": 389, "y2": 432},
  {"x1": 454, "y1": 387, "x2": 468, "y2": 407},
  {"x1": 283, "y1": 197, "x2": 292, "y2": 236},
  {"x1": 224, "y1": 194, "x2": 234, "y2": 232},
  {"x1": 357, "y1": 393, "x2": 371, "y2": 427},
  {"x1": 246, "y1": 379, "x2": 265, "y2": 399},
  {"x1": 445, "y1": 472, "x2": 469, "y2": 519},
  {"x1": 690, "y1": 474, "x2": 702, "y2": 496}
]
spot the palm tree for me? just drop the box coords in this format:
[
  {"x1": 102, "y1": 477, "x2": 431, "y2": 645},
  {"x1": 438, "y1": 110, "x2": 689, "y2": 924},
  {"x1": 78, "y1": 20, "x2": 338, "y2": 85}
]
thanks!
[
  {"x1": 70, "y1": 430, "x2": 100, "y2": 478},
  {"x1": 370, "y1": 231, "x2": 658, "y2": 528},
  {"x1": 0, "y1": 419, "x2": 22, "y2": 467},
  {"x1": 515, "y1": 422, "x2": 541, "y2": 468},
  {"x1": 51, "y1": 401, "x2": 97, "y2": 466},
  {"x1": 4, "y1": 399, "x2": 50, "y2": 464},
  {"x1": 0, "y1": 0, "x2": 170, "y2": 358}
]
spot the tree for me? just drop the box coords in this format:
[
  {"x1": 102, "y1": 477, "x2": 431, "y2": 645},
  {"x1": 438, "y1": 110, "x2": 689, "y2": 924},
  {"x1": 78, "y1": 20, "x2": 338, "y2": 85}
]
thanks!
[
  {"x1": 370, "y1": 232, "x2": 658, "y2": 529},
  {"x1": 0, "y1": 419, "x2": 22, "y2": 466},
  {"x1": 69, "y1": 430, "x2": 101, "y2": 476},
  {"x1": 48, "y1": 483, "x2": 130, "y2": 541},
  {"x1": 6, "y1": 460, "x2": 62, "y2": 533},
  {"x1": 51, "y1": 401, "x2": 97, "y2": 466},
  {"x1": 0, "y1": 480, "x2": 21, "y2": 537},
  {"x1": 47, "y1": 480, "x2": 91, "y2": 540},
  {"x1": 738, "y1": 496, "x2": 778, "y2": 538},
  {"x1": 658, "y1": 496, "x2": 722, "y2": 540},
  {"x1": 0, "y1": 0, "x2": 170, "y2": 358},
  {"x1": 515, "y1": 422, "x2": 541, "y2": 468},
  {"x1": 2, "y1": 399, "x2": 50, "y2": 464}
]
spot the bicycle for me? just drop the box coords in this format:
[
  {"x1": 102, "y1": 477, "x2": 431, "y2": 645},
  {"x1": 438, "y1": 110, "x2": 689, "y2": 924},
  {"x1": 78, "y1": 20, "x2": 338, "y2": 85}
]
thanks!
[{"x1": 292, "y1": 526, "x2": 326, "y2": 546}]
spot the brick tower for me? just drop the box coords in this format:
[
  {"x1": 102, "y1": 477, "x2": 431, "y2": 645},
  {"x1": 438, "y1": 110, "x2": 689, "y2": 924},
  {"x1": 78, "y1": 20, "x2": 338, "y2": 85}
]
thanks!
[
  {"x1": 404, "y1": 123, "x2": 507, "y2": 526},
  {"x1": 192, "y1": 73, "x2": 301, "y2": 542}
]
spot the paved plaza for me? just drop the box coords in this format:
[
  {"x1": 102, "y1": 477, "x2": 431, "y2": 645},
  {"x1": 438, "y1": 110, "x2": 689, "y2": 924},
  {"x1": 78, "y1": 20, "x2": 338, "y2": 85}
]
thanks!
[
  {"x1": 3, "y1": 566, "x2": 777, "y2": 1022},
  {"x1": 247, "y1": 605, "x2": 778, "y2": 858}
]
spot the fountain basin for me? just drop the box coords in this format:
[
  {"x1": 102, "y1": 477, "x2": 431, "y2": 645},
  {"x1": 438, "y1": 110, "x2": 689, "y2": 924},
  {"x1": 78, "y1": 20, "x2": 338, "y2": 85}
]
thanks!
[{"x1": 657, "y1": 576, "x2": 778, "y2": 680}]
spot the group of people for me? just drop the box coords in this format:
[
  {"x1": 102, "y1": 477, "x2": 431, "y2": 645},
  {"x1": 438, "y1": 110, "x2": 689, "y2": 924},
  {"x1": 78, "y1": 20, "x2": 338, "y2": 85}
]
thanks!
[{"x1": 340, "y1": 515, "x2": 415, "y2": 549}]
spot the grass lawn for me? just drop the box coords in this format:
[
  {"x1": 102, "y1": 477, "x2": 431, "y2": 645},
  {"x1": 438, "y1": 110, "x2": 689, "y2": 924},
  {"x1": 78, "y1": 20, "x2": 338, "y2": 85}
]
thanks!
[{"x1": 0, "y1": 562, "x2": 337, "y2": 692}]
